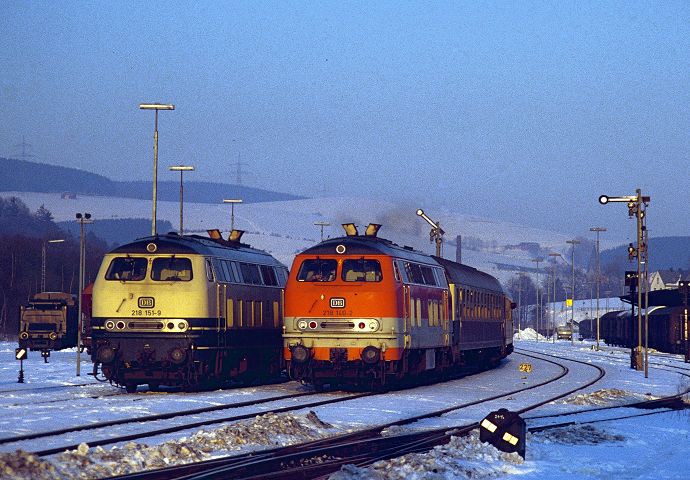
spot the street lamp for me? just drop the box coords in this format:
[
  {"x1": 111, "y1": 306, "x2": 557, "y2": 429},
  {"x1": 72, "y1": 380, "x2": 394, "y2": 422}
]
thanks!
[
  {"x1": 548, "y1": 252, "x2": 562, "y2": 343},
  {"x1": 416, "y1": 209, "x2": 445, "y2": 257},
  {"x1": 565, "y1": 239, "x2": 581, "y2": 345},
  {"x1": 531, "y1": 258, "x2": 542, "y2": 341},
  {"x1": 41, "y1": 239, "x2": 65, "y2": 292},
  {"x1": 140, "y1": 102, "x2": 175, "y2": 236},
  {"x1": 599, "y1": 189, "x2": 650, "y2": 375},
  {"x1": 75, "y1": 213, "x2": 92, "y2": 376},
  {"x1": 314, "y1": 221, "x2": 331, "y2": 242},
  {"x1": 223, "y1": 199, "x2": 243, "y2": 231},
  {"x1": 590, "y1": 227, "x2": 607, "y2": 351},
  {"x1": 169, "y1": 165, "x2": 194, "y2": 235}
]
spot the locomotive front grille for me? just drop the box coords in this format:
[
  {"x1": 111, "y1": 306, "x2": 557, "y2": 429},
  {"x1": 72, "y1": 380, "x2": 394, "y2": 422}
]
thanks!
[
  {"x1": 320, "y1": 322, "x2": 356, "y2": 330},
  {"x1": 329, "y1": 348, "x2": 348, "y2": 363},
  {"x1": 128, "y1": 321, "x2": 164, "y2": 330},
  {"x1": 28, "y1": 323, "x2": 57, "y2": 331}
]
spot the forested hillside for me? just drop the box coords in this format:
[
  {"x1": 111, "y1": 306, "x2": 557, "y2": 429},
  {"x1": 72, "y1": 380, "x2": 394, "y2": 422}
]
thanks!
[{"x1": 0, "y1": 158, "x2": 304, "y2": 204}]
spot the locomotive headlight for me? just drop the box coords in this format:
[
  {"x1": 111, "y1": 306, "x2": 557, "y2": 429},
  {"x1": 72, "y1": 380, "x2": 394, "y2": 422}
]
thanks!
[
  {"x1": 291, "y1": 344, "x2": 310, "y2": 364},
  {"x1": 49, "y1": 332, "x2": 57, "y2": 341},
  {"x1": 297, "y1": 320, "x2": 308, "y2": 330},
  {"x1": 178, "y1": 321, "x2": 188, "y2": 331},
  {"x1": 369, "y1": 320, "x2": 380, "y2": 331},
  {"x1": 105, "y1": 320, "x2": 115, "y2": 330},
  {"x1": 19, "y1": 331, "x2": 29, "y2": 340},
  {"x1": 116, "y1": 321, "x2": 126, "y2": 330}
]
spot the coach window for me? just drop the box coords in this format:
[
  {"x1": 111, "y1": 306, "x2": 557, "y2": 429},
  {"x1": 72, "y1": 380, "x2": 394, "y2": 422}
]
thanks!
[
  {"x1": 152, "y1": 258, "x2": 193, "y2": 281},
  {"x1": 106, "y1": 257, "x2": 148, "y2": 281},
  {"x1": 342, "y1": 259, "x2": 382, "y2": 282},
  {"x1": 420, "y1": 266, "x2": 436, "y2": 286},
  {"x1": 297, "y1": 259, "x2": 337, "y2": 282}
]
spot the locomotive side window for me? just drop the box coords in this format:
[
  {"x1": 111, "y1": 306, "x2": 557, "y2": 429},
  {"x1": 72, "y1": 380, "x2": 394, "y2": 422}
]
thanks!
[
  {"x1": 205, "y1": 258, "x2": 215, "y2": 282},
  {"x1": 297, "y1": 259, "x2": 337, "y2": 282},
  {"x1": 260, "y1": 265, "x2": 278, "y2": 286},
  {"x1": 105, "y1": 257, "x2": 148, "y2": 281},
  {"x1": 152, "y1": 258, "x2": 193, "y2": 281},
  {"x1": 419, "y1": 265, "x2": 436, "y2": 286},
  {"x1": 342, "y1": 259, "x2": 382, "y2": 282},
  {"x1": 239, "y1": 262, "x2": 263, "y2": 285}
]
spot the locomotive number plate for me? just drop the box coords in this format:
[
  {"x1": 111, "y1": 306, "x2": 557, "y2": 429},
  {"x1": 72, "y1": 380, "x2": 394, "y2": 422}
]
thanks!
[
  {"x1": 330, "y1": 297, "x2": 345, "y2": 308},
  {"x1": 138, "y1": 297, "x2": 155, "y2": 308}
]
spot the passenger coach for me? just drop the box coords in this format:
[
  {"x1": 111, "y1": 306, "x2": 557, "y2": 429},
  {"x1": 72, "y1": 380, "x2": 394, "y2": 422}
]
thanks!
[
  {"x1": 90, "y1": 230, "x2": 288, "y2": 392},
  {"x1": 283, "y1": 223, "x2": 513, "y2": 389}
]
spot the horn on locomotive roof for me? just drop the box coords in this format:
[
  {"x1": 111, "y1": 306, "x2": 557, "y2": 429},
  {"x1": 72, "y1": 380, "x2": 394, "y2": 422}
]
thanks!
[
  {"x1": 365, "y1": 223, "x2": 381, "y2": 237},
  {"x1": 342, "y1": 223, "x2": 358, "y2": 236},
  {"x1": 228, "y1": 229, "x2": 245, "y2": 242},
  {"x1": 207, "y1": 229, "x2": 223, "y2": 240}
]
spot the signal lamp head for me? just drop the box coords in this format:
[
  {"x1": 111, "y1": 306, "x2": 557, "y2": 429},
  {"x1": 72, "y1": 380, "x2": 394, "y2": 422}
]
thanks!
[{"x1": 598, "y1": 195, "x2": 609, "y2": 205}]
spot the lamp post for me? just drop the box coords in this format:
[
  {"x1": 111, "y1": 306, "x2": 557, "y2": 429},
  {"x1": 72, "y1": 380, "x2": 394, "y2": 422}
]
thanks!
[
  {"x1": 531, "y1": 258, "x2": 542, "y2": 341},
  {"x1": 416, "y1": 209, "x2": 445, "y2": 257},
  {"x1": 223, "y1": 199, "x2": 243, "y2": 231},
  {"x1": 314, "y1": 221, "x2": 331, "y2": 242},
  {"x1": 566, "y1": 239, "x2": 581, "y2": 345},
  {"x1": 599, "y1": 190, "x2": 650, "y2": 375},
  {"x1": 140, "y1": 103, "x2": 175, "y2": 236},
  {"x1": 169, "y1": 165, "x2": 194, "y2": 235},
  {"x1": 549, "y1": 252, "x2": 562, "y2": 343},
  {"x1": 679, "y1": 280, "x2": 689, "y2": 363},
  {"x1": 75, "y1": 213, "x2": 92, "y2": 376},
  {"x1": 590, "y1": 227, "x2": 607, "y2": 350},
  {"x1": 41, "y1": 239, "x2": 65, "y2": 292}
]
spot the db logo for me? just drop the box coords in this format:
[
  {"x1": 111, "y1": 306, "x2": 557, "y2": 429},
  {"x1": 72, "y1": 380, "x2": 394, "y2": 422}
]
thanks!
[
  {"x1": 138, "y1": 297, "x2": 155, "y2": 308},
  {"x1": 330, "y1": 297, "x2": 345, "y2": 308}
]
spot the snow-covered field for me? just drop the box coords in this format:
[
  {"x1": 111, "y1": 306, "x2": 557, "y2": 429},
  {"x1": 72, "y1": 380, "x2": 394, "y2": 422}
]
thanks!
[
  {"x1": 3, "y1": 191, "x2": 585, "y2": 285},
  {"x1": 0, "y1": 337, "x2": 688, "y2": 479}
]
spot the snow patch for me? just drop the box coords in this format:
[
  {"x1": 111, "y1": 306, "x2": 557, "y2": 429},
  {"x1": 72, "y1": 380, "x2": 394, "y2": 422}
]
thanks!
[{"x1": 531, "y1": 424, "x2": 625, "y2": 446}]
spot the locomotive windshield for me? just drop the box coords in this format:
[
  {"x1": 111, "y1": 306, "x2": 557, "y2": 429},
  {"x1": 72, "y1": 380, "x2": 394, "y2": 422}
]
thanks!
[
  {"x1": 342, "y1": 259, "x2": 382, "y2": 282},
  {"x1": 105, "y1": 257, "x2": 148, "y2": 281},
  {"x1": 152, "y1": 257, "x2": 193, "y2": 281},
  {"x1": 297, "y1": 259, "x2": 337, "y2": 282}
]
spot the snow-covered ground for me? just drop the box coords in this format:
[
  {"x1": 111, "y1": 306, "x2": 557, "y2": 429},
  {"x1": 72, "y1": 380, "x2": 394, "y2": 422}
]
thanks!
[{"x1": 0, "y1": 337, "x2": 688, "y2": 479}]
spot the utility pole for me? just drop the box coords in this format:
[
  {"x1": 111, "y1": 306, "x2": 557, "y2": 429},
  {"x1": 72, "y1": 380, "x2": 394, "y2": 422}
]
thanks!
[
  {"x1": 314, "y1": 221, "x2": 331, "y2": 242},
  {"x1": 566, "y1": 239, "x2": 580, "y2": 345},
  {"x1": 591, "y1": 227, "x2": 607, "y2": 350}
]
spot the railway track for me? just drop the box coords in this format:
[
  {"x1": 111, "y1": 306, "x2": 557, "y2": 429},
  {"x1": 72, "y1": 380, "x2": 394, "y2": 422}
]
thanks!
[{"x1": 105, "y1": 350, "x2": 605, "y2": 479}]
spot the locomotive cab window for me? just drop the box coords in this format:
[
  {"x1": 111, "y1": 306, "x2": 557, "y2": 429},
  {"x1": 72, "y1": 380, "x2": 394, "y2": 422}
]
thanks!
[
  {"x1": 342, "y1": 259, "x2": 382, "y2": 282},
  {"x1": 105, "y1": 257, "x2": 148, "y2": 281},
  {"x1": 152, "y1": 258, "x2": 193, "y2": 281},
  {"x1": 297, "y1": 259, "x2": 337, "y2": 282}
]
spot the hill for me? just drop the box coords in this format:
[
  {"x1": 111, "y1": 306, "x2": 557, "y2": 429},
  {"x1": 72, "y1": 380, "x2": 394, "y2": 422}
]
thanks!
[
  {"x1": 0, "y1": 158, "x2": 304, "y2": 204},
  {"x1": 601, "y1": 236, "x2": 690, "y2": 272}
]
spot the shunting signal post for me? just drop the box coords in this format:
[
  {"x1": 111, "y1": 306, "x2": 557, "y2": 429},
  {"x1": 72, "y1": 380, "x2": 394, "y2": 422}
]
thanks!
[{"x1": 600, "y1": 188, "x2": 651, "y2": 377}]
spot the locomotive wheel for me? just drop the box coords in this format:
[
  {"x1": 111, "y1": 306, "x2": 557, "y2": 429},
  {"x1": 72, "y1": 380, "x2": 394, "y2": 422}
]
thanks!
[{"x1": 125, "y1": 383, "x2": 137, "y2": 393}]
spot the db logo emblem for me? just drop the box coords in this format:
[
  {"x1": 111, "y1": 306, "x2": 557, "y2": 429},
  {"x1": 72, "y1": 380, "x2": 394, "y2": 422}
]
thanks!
[
  {"x1": 138, "y1": 297, "x2": 155, "y2": 308},
  {"x1": 330, "y1": 297, "x2": 345, "y2": 308}
]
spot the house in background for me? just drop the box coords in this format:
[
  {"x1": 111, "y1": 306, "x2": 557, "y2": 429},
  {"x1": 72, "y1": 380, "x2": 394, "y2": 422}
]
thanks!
[{"x1": 649, "y1": 269, "x2": 687, "y2": 291}]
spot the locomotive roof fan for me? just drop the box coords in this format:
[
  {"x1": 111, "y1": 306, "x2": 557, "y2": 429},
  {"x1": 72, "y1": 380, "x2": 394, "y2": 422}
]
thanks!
[
  {"x1": 228, "y1": 229, "x2": 245, "y2": 242},
  {"x1": 365, "y1": 223, "x2": 381, "y2": 237},
  {"x1": 342, "y1": 223, "x2": 358, "y2": 236}
]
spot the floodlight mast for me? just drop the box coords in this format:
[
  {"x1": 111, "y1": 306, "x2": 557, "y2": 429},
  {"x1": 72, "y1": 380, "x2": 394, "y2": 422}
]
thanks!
[{"x1": 416, "y1": 209, "x2": 445, "y2": 257}]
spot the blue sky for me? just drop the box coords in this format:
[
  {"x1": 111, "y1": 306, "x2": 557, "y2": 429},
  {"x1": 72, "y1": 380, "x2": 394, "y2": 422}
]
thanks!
[{"x1": 1, "y1": 1, "x2": 688, "y2": 239}]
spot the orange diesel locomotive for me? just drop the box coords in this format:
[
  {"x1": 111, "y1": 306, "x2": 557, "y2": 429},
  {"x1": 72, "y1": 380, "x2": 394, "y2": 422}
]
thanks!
[{"x1": 283, "y1": 224, "x2": 514, "y2": 389}]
